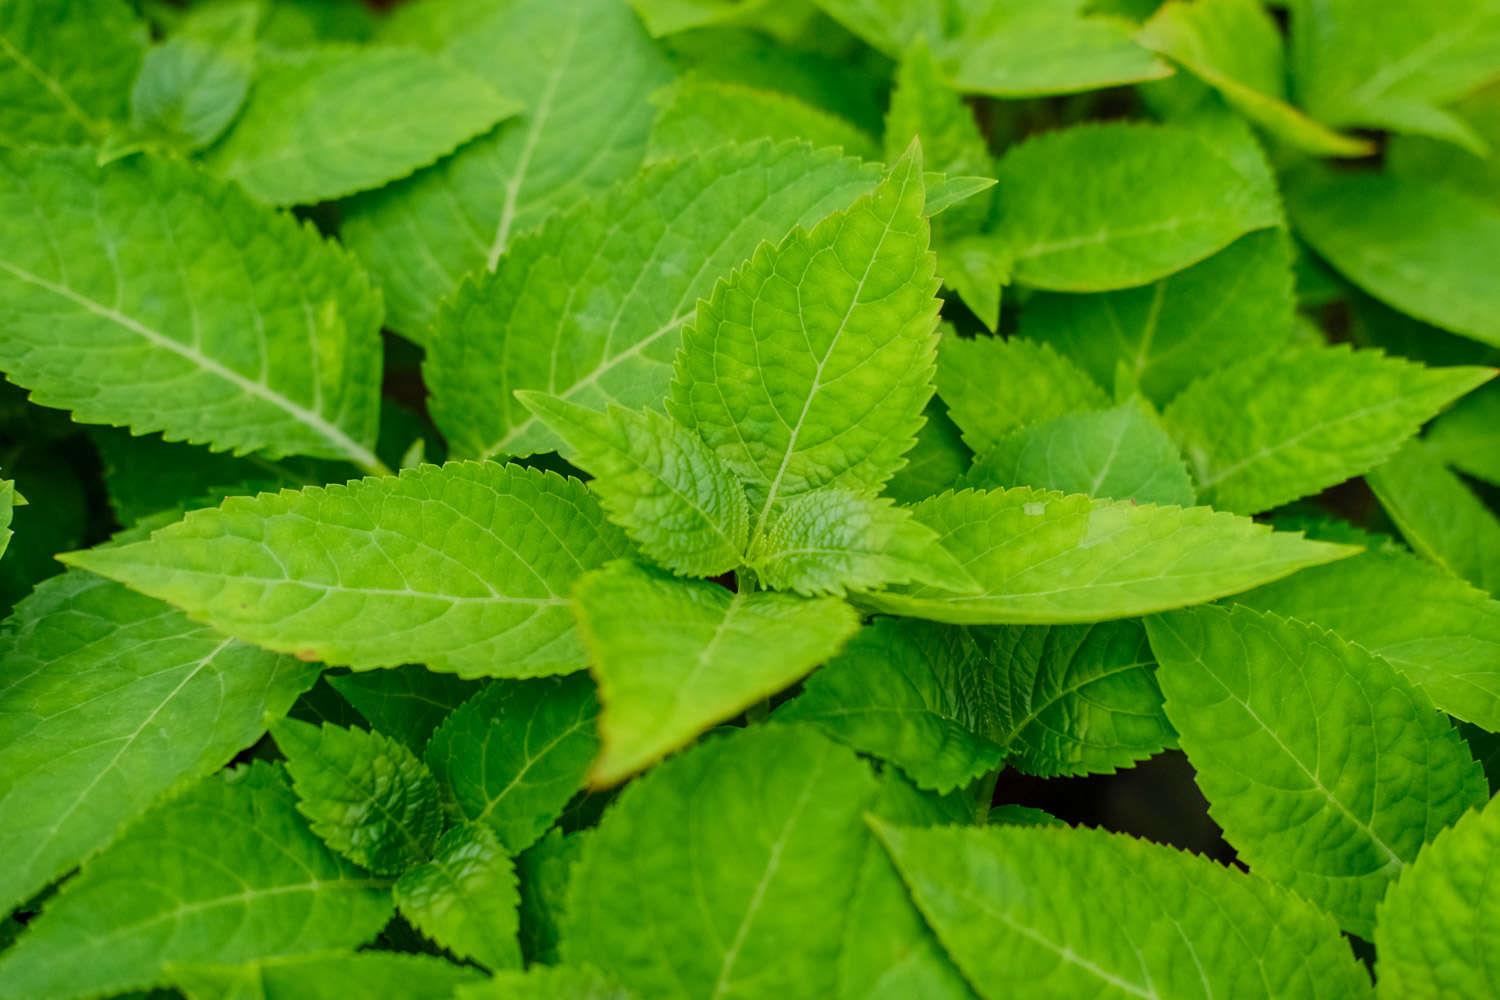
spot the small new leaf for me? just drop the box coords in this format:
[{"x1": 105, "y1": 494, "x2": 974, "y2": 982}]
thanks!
[{"x1": 396, "y1": 823, "x2": 522, "y2": 971}]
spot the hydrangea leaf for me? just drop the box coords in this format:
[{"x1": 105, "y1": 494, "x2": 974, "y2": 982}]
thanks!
[
  {"x1": 516, "y1": 394, "x2": 749, "y2": 578},
  {"x1": 424, "y1": 675, "x2": 599, "y2": 854},
  {"x1": 1019, "y1": 228, "x2": 1296, "y2": 404},
  {"x1": 1368, "y1": 439, "x2": 1500, "y2": 595},
  {"x1": 936, "y1": 335, "x2": 1109, "y2": 452},
  {"x1": 748, "y1": 489, "x2": 978, "y2": 598},
  {"x1": 63, "y1": 463, "x2": 634, "y2": 677},
  {"x1": 1137, "y1": 0, "x2": 1373, "y2": 157},
  {"x1": 1387, "y1": 84, "x2": 1500, "y2": 202},
  {"x1": 574, "y1": 561, "x2": 859, "y2": 786},
  {"x1": 327, "y1": 667, "x2": 480, "y2": 752},
  {"x1": 1164, "y1": 345, "x2": 1493, "y2": 514},
  {"x1": 1374, "y1": 794, "x2": 1500, "y2": 999},
  {"x1": 0, "y1": 571, "x2": 316, "y2": 916},
  {"x1": 125, "y1": 1, "x2": 258, "y2": 153},
  {"x1": 669, "y1": 145, "x2": 940, "y2": 543},
  {"x1": 168, "y1": 952, "x2": 480, "y2": 1000},
  {"x1": 0, "y1": 149, "x2": 384, "y2": 470},
  {"x1": 0, "y1": 478, "x2": 12, "y2": 560},
  {"x1": 272, "y1": 719, "x2": 442, "y2": 875},
  {"x1": 204, "y1": 45, "x2": 519, "y2": 206},
  {"x1": 342, "y1": 0, "x2": 673, "y2": 339},
  {"x1": 884, "y1": 402, "x2": 971, "y2": 504},
  {"x1": 517, "y1": 829, "x2": 587, "y2": 965},
  {"x1": 994, "y1": 121, "x2": 1280, "y2": 291},
  {"x1": 0, "y1": 0, "x2": 146, "y2": 145},
  {"x1": 0, "y1": 763, "x2": 392, "y2": 1000},
  {"x1": 561, "y1": 726, "x2": 879, "y2": 999},
  {"x1": 1286, "y1": 169, "x2": 1500, "y2": 349},
  {"x1": 1426, "y1": 382, "x2": 1500, "y2": 486},
  {"x1": 258, "y1": 0, "x2": 376, "y2": 45},
  {"x1": 965, "y1": 401, "x2": 1197, "y2": 507},
  {"x1": 1147, "y1": 605, "x2": 1488, "y2": 936},
  {"x1": 395, "y1": 823, "x2": 522, "y2": 971},
  {"x1": 428, "y1": 142, "x2": 880, "y2": 454},
  {"x1": 863, "y1": 487, "x2": 1355, "y2": 625},
  {"x1": 459, "y1": 966, "x2": 635, "y2": 1000},
  {"x1": 648, "y1": 77, "x2": 878, "y2": 160},
  {"x1": 873, "y1": 820, "x2": 1374, "y2": 1000},
  {"x1": 779, "y1": 617, "x2": 1005, "y2": 792}
]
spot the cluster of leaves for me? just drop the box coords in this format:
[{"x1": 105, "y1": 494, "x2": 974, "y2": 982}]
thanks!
[{"x1": 2, "y1": 0, "x2": 1499, "y2": 997}]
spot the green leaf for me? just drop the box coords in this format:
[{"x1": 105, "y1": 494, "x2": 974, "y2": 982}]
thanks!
[
  {"x1": 965, "y1": 401, "x2": 1197, "y2": 507},
  {"x1": 994, "y1": 121, "x2": 1279, "y2": 291},
  {"x1": 126, "y1": 1, "x2": 258, "y2": 152},
  {"x1": 458, "y1": 966, "x2": 635, "y2": 1000},
  {"x1": 0, "y1": 571, "x2": 316, "y2": 916},
  {"x1": 168, "y1": 952, "x2": 480, "y2": 1000},
  {"x1": 1019, "y1": 228, "x2": 1296, "y2": 405},
  {"x1": 516, "y1": 394, "x2": 749, "y2": 578},
  {"x1": 0, "y1": 459, "x2": 88, "y2": 610},
  {"x1": 670, "y1": 145, "x2": 940, "y2": 545},
  {"x1": 342, "y1": 0, "x2": 673, "y2": 338},
  {"x1": 561, "y1": 725, "x2": 879, "y2": 999},
  {"x1": 204, "y1": 45, "x2": 519, "y2": 206},
  {"x1": 884, "y1": 402, "x2": 971, "y2": 504},
  {"x1": 517, "y1": 828, "x2": 586, "y2": 965},
  {"x1": 0, "y1": 149, "x2": 385, "y2": 470},
  {"x1": 1374, "y1": 794, "x2": 1500, "y2": 999},
  {"x1": 258, "y1": 0, "x2": 376, "y2": 45},
  {"x1": 574, "y1": 562, "x2": 858, "y2": 785},
  {"x1": 872, "y1": 820, "x2": 1374, "y2": 999},
  {"x1": 0, "y1": 0, "x2": 146, "y2": 145},
  {"x1": 779, "y1": 617, "x2": 1004, "y2": 792},
  {"x1": 1388, "y1": 84, "x2": 1500, "y2": 203},
  {"x1": 327, "y1": 666, "x2": 479, "y2": 752},
  {"x1": 1287, "y1": 169, "x2": 1500, "y2": 349},
  {"x1": 1164, "y1": 345, "x2": 1493, "y2": 514},
  {"x1": 1426, "y1": 382, "x2": 1500, "y2": 485},
  {"x1": 863, "y1": 487, "x2": 1355, "y2": 625},
  {"x1": 648, "y1": 77, "x2": 878, "y2": 161},
  {"x1": 64, "y1": 463, "x2": 634, "y2": 677},
  {"x1": 1147, "y1": 605, "x2": 1488, "y2": 936},
  {"x1": 748, "y1": 489, "x2": 977, "y2": 598},
  {"x1": 0, "y1": 763, "x2": 392, "y2": 1000},
  {"x1": 428, "y1": 141, "x2": 880, "y2": 454},
  {"x1": 395, "y1": 823, "x2": 521, "y2": 971},
  {"x1": 1368, "y1": 439, "x2": 1500, "y2": 595},
  {"x1": 425, "y1": 675, "x2": 599, "y2": 854},
  {"x1": 1137, "y1": 0, "x2": 1373, "y2": 157},
  {"x1": 272, "y1": 719, "x2": 442, "y2": 875},
  {"x1": 936, "y1": 335, "x2": 1109, "y2": 452},
  {"x1": 0, "y1": 478, "x2": 13, "y2": 561}
]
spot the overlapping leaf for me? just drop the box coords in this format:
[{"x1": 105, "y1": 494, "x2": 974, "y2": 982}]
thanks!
[
  {"x1": 1369, "y1": 439, "x2": 1500, "y2": 595},
  {"x1": 648, "y1": 77, "x2": 877, "y2": 160},
  {"x1": 936, "y1": 335, "x2": 1108, "y2": 451},
  {"x1": 124, "y1": 0, "x2": 257, "y2": 153},
  {"x1": 395, "y1": 823, "x2": 522, "y2": 971},
  {"x1": 328, "y1": 666, "x2": 479, "y2": 752},
  {"x1": 168, "y1": 952, "x2": 480, "y2": 1000}
]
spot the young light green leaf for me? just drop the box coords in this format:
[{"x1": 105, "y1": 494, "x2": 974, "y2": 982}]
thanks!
[
  {"x1": 328, "y1": 666, "x2": 480, "y2": 752},
  {"x1": 168, "y1": 951, "x2": 480, "y2": 1000},
  {"x1": 779, "y1": 617, "x2": 1005, "y2": 792},
  {"x1": 0, "y1": 571, "x2": 316, "y2": 916},
  {"x1": 1138, "y1": 0, "x2": 1373, "y2": 157},
  {"x1": 863, "y1": 487, "x2": 1355, "y2": 625},
  {"x1": 994, "y1": 121, "x2": 1279, "y2": 291},
  {"x1": 395, "y1": 823, "x2": 522, "y2": 971},
  {"x1": 1020, "y1": 228, "x2": 1295, "y2": 405},
  {"x1": 0, "y1": 0, "x2": 146, "y2": 145},
  {"x1": 1426, "y1": 382, "x2": 1500, "y2": 485},
  {"x1": 516, "y1": 394, "x2": 749, "y2": 578},
  {"x1": 0, "y1": 149, "x2": 384, "y2": 470},
  {"x1": 884, "y1": 402, "x2": 971, "y2": 504},
  {"x1": 936, "y1": 335, "x2": 1109, "y2": 451},
  {"x1": 965, "y1": 401, "x2": 1197, "y2": 507},
  {"x1": 873, "y1": 820, "x2": 1374, "y2": 1000},
  {"x1": 562, "y1": 725, "x2": 879, "y2": 1000},
  {"x1": 574, "y1": 561, "x2": 858, "y2": 786},
  {"x1": 425, "y1": 675, "x2": 598, "y2": 854},
  {"x1": 1164, "y1": 345, "x2": 1493, "y2": 514},
  {"x1": 1374, "y1": 794, "x2": 1500, "y2": 1000},
  {"x1": 1287, "y1": 169, "x2": 1500, "y2": 348},
  {"x1": 205, "y1": 45, "x2": 519, "y2": 206},
  {"x1": 748, "y1": 489, "x2": 978, "y2": 597},
  {"x1": 518, "y1": 829, "x2": 587, "y2": 965},
  {"x1": 342, "y1": 0, "x2": 673, "y2": 338},
  {"x1": 1368, "y1": 439, "x2": 1500, "y2": 595},
  {"x1": 127, "y1": 1, "x2": 258, "y2": 153},
  {"x1": 459, "y1": 966, "x2": 635, "y2": 1000},
  {"x1": 648, "y1": 77, "x2": 878, "y2": 161},
  {"x1": 1148, "y1": 605, "x2": 1488, "y2": 936},
  {"x1": 670, "y1": 144, "x2": 941, "y2": 543},
  {"x1": 63, "y1": 463, "x2": 634, "y2": 677},
  {"x1": 272, "y1": 719, "x2": 442, "y2": 875},
  {"x1": 428, "y1": 141, "x2": 880, "y2": 452},
  {"x1": 0, "y1": 763, "x2": 392, "y2": 1000}
]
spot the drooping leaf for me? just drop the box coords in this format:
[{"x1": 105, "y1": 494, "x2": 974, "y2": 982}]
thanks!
[
  {"x1": 342, "y1": 0, "x2": 674, "y2": 338},
  {"x1": 863, "y1": 487, "x2": 1355, "y2": 625},
  {"x1": 428, "y1": 141, "x2": 880, "y2": 452},
  {"x1": 424, "y1": 675, "x2": 599, "y2": 854},
  {"x1": 204, "y1": 45, "x2": 520, "y2": 206},
  {"x1": 1147, "y1": 605, "x2": 1488, "y2": 936},
  {"x1": 395, "y1": 823, "x2": 522, "y2": 971},
  {"x1": 125, "y1": 0, "x2": 258, "y2": 153},
  {"x1": 0, "y1": 148, "x2": 385, "y2": 469},
  {"x1": 64, "y1": 463, "x2": 634, "y2": 677},
  {"x1": 884, "y1": 402, "x2": 971, "y2": 504},
  {"x1": 1368, "y1": 439, "x2": 1500, "y2": 595},
  {"x1": 574, "y1": 562, "x2": 858, "y2": 785},
  {"x1": 0, "y1": 764, "x2": 392, "y2": 1000},
  {"x1": 873, "y1": 820, "x2": 1374, "y2": 1000},
  {"x1": 936, "y1": 335, "x2": 1109, "y2": 452},
  {"x1": 0, "y1": 571, "x2": 316, "y2": 916},
  {"x1": 168, "y1": 951, "x2": 480, "y2": 1000},
  {"x1": 327, "y1": 667, "x2": 479, "y2": 752},
  {"x1": 648, "y1": 77, "x2": 878, "y2": 160},
  {"x1": 517, "y1": 394, "x2": 749, "y2": 578}
]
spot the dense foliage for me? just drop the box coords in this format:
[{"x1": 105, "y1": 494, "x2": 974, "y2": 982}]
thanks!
[{"x1": 2, "y1": 0, "x2": 1499, "y2": 997}]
